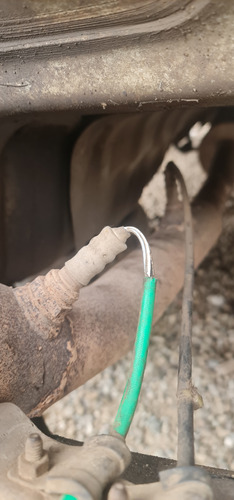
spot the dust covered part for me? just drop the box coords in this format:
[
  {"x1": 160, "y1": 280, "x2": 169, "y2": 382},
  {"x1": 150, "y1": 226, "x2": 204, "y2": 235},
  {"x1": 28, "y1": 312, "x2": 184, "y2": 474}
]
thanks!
[{"x1": 0, "y1": 129, "x2": 233, "y2": 416}]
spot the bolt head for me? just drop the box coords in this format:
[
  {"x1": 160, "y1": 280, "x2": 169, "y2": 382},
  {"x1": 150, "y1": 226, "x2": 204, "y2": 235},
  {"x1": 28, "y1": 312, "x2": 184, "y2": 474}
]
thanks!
[{"x1": 18, "y1": 450, "x2": 49, "y2": 480}]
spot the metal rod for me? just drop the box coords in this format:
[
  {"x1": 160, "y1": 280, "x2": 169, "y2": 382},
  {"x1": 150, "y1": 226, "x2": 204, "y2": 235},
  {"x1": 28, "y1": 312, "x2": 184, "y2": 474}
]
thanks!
[{"x1": 166, "y1": 162, "x2": 195, "y2": 467}]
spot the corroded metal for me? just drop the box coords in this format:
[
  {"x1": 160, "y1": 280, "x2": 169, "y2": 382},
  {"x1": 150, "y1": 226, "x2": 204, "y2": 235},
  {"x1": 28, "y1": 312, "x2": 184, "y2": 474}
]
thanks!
[
  {"x1": 1, "y1": 403, "x2": 234, "y2": 499},
  {"x1": 0, "y1": 2, "x2": 233, "y2": 114},
  {"x1": 2, "y1": 403, "x2": 130, "y2": 500},
  {"x1": 0, "y1": 108, "x2": 213, "y2": 284},
  {"x1": 0, "y1": 138, "x2": 233, "y2": 417},
  {"x1": 18, "y1": 433, "x2": 49, "y2": 481},
  {"x1": 165, "y1": 163, "x2": 196, "y2": 468},
  {"x1": 70, "y1": 108, "x2": 213, "y2": 250}
]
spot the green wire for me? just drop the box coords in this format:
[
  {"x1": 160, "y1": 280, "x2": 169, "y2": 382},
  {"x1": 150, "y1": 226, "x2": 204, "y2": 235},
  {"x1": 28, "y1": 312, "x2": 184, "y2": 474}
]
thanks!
[
  {"x1": 60, "y1": 496, "x2": 77, "y2": 500},
  {"x1": 113, "y1": 276, "x2": 157, "y2": 437},
  {"x1": 60, "y1": 262, "x2": 156, "y2": 498}
]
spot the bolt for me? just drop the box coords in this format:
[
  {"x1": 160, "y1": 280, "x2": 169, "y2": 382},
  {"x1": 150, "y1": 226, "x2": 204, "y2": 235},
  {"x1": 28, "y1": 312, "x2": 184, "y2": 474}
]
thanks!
[
  {"x1": 25, "y1": 433, "x2": 43, "y2": 462},
  {"x1": 18, "y1": 432, "x2": 49, "y2": 480},
  {"x1": 108, "y1": 482, "x2": 129, "y2": 500}
]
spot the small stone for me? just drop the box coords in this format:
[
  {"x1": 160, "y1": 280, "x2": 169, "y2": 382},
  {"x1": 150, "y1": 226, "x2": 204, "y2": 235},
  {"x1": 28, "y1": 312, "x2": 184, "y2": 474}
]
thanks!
[
  {"x1": 63, "y1": 405, "x2": 73, "y2": 419},
  {"x1": 224, "y1": 434, "x2": 234, "y2": 449},
  {"x1": 217, "y1": 338, "x2": 230, "y2": 355},
  {"x1": 168, "y1": 314, "x2": 177, "y2": 326},
  {"x1": 207, "y1": 295, "x2": 225, "y2": 307},
  {"x1": 207, "y1": 359, "x2": 219, "y2": 370},
  {"x1": 57, "y1": 420, "x2": 66, "y2": 432}
]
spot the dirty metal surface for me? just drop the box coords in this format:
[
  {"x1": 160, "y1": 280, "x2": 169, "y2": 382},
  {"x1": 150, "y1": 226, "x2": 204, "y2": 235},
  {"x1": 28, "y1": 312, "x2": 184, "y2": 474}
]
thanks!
[
  {"x1": 0, "y1": 120, "x2": 74, "y2": 285},
  {"x1": 70, "y1": 108, "x2": 211, "y2": 250},
  {"x1": 1, "y1": 402, "x2": 130, "y2": 500},
  {"x1": 0, "y1": 0, "x2": 198, "y2": 35},
  {"x1": 123, "y1": 453, "x2": 234, "y2": 500},
  {"x1": 0, "y1": 138, "x2": 233, "y2": 417},
  {"x1": 0, "y1": 109, "x2": 82, "y2": 285},
  {"x1": 0, "y1": 403, "x2": 233, "y2": 500},
  {"x1": 0, "y1": 107, "x2": 213, "y2": 284},
  {"x1": 166, "y1": 163, "x2": 198, "y2": 469},
  {"x1": 0, "y1": 107, "x2": 233, "y2": 287},
  {"x1": 0, "y1": 1, "x2": 233, "y2": 115}
]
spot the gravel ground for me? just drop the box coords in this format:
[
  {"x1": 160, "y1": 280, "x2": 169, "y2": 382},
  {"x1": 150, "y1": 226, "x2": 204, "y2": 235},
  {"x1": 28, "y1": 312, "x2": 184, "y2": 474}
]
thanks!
[{"x1": 45, "y1": 142, "x2": 234, "y2": 472}]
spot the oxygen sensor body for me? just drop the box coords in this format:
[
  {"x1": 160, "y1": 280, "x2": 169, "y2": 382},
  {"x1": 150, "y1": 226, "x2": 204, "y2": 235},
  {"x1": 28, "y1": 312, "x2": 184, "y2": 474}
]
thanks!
[{"x1": 0, "y1": 227, "x2": 130, "y2": 416}]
